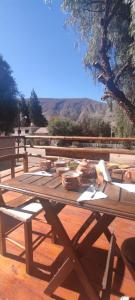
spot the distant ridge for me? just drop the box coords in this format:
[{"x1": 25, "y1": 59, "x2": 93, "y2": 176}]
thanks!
[{"x1": 38, "y1": 98, "x2": 107, "y2": 122}]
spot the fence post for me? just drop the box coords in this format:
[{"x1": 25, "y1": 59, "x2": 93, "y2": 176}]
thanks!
[
  {"x1": 11, "y1": 159, "x2": 15, "y2": 178},
  {"x1": 23, "y1": 152, "x2": 28, "y2": 173},
  {"x1": 24, "y1": 136, "x2": 26, "y2": 151}
]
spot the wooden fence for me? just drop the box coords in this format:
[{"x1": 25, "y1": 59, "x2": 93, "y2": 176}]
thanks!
[{"x1": 0, "y1": 135, "x2": 135, "y2": 162}]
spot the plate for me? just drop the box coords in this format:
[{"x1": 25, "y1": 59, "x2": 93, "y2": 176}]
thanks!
[{"x1": 118, "y1": 164, "x2": 130, "y2": 169}]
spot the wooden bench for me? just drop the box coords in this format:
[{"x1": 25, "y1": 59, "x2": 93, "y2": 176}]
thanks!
[{"x1": 44, "y1": 146, "x2": 135, "y2": 161}]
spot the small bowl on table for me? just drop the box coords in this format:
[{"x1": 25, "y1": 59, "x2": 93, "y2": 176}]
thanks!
[
  {"x1": 77, "y1": 159, "x2": 96, "y2": 184},
  {"x1": 56, "y1": 167, "x2": 70, "y2": 176},
  {"x1": 124, "y1": 168, "x2": 135, "y2": 183},
  {"x1": 40, "y1": 159, "x2": 52, "y2": 171},
  {"x1": 62, "y1": 170, "x2": 82, "y2": 190},
  {"x1": 54, "y1": 159, "x2": 67, "y2": 168}
]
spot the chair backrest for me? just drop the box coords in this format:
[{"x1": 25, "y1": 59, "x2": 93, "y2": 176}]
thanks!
[
  {"x1": 0, "y1": 176, "x2": 6, "y2": 207},
  {"x1": 121, "y1": 237, "x2": 135, "y2": 280},
  {"x1": 0, "y1": 152, "x2": 28, "y2": 179}
]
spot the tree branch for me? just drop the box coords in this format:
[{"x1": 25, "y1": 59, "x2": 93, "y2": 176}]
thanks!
[
  {"x1": 94, "y1": 0, "x2": 135, "y2": 123},
  {"x1": 107, "y1": 0, "x2": 123, "y2": 26},
  {"x1": 114, "y1": 62, "x2": 130, "y2": 84}
]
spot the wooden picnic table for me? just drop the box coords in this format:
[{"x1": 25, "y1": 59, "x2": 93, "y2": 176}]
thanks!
[{"x1": 0, "y1": 168, "x2": 135, "y2": 300}]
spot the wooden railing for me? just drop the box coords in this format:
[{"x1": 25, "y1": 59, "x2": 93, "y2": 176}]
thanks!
[
  {"x1": 24, "y1": 135, "x2": 135, "y2": 142},
  {"x1": 23, "y1": 135, "x2": 135, "y2": 160},
  {"x1": 0, "y1": 135, "x2": 135, "y2": 162}
]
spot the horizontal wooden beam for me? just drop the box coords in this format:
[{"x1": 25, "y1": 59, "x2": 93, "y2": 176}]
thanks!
[
  {"x1": 0, "y1": 146, "x2": 24, "y2": 151},
  {"x1": 0, "y1": 136, "x2": 25, "y2": 140},
  {"x1": 44, "y1": 146, "x2": 135, "y2": 157},
  {"x1": 25, "y1": 135, "x2": 135, "y2": 142},
  {"x1": 0, "y1": 153, "x2": 27, "y2": 162},
  {"x1": 45, "y1": 147, "x2": 110, "y2": 160}
]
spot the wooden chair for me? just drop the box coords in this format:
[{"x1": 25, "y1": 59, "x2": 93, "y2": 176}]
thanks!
[
  {"x1": 0, "y1": 152, "x2": 44, "y2": 274},
  {"x1": 121, "y1": 237, "x2": 135, "y2": 280},
  {"x1": 101, "y1": 233, "x2": 116, "y2": 300},
  {"x1": 0, "y1": 198, "x2": 43, "y2": 274}
]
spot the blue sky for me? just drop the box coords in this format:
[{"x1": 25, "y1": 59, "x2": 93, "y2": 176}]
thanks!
[{"x1": 0, "y1": 0, "x2": 103, "y2": 100}]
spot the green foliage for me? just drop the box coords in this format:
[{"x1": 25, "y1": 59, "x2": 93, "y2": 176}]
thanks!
[
  {"x1": 48, "y1": 117, "x2": 83, "y2": 136},
  {"x1": 48, "y1": 118, "x2": 81, "y2": 136},
  {"x1": 115, "y1": 104, "x2": 135, "y2": 137},
  {"x1": 0, "y1": 55, "x2": 18, "y2": 133},
  {"x1": 61, "y1": 0, "x2": 135, "y2": 130},
  {"x1": 62, "y1": 1, "x2": 134, "y2": 89},
  {"x1": 80, "y1": 116, "x2": 111, "y2": 137},
  {"x1": 48, "y1": 116, "x2": 111, "y2": 137},
  {"x1": 129, "y1": 0, "x2": 135, "y2": 67},
  {"x1": 29, "y1": 89, "x2": 48, "y2": 127}
]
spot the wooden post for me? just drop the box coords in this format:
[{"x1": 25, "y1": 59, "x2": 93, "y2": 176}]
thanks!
[
  {"x1": 0, "y1": 212, "x2": 6, "y2": 256},
  {"x1": 101, "y1": 234, "x2": 116, "y2": 300},
  {"x1": 23, "y1": 152, "x2": 28, "y2": 173},
  {"x1": 0, "y1": 175, "x2": 5, "y2": 206},
  {"x1": 24, "y1": 221, "x2": 33, "y2": 274},
  {"x1": 11, "y1": 159, "x2": 15, "y2": 178},
  {"x1": 24, "y1": 136, "x2": 26, "y2": 152}
]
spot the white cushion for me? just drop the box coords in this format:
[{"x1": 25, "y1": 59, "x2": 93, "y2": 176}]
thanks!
[{"x1": 0, "y1": 201, "x2": 43, "y2": 222}]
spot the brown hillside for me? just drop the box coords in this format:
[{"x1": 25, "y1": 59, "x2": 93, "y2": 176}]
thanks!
[{"x1": 38, "y1": 98, "x2": 107, "y2": 122}]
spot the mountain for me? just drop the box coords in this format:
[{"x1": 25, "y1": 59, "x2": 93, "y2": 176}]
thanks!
[{"x1": 38, "y1": 98, "x2": 107, "y2": 122}]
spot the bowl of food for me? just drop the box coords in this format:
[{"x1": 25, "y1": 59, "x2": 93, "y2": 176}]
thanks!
[
  {"x1": 62, "y1": 171, "x2": 81, "y2": 190},
  {"x1": 77, "y1": 159, "x2": 90, "y2": 175},
  {"x1": 124, "y1": 168, "x2": 135, "y2": 183},
  {"x1": 68, "y1": 160, "x2": 80, "y2": 170},
  {"x1": 56, "y1": 167, "x2": 70, "y2": 176},
  {"x1": 40, "y1": 159, "x2": 52, "y2": 171},
  {"x1": 54, "y1": 159, "x2": 67, "y2": 168},
  {"x1": 77, "y1": 159, "x2": 96, "y2": 183}
]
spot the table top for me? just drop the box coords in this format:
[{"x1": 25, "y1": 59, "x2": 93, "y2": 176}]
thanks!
[{"x1": 0, "y1": 170, "x2": 135, "y2": 221}]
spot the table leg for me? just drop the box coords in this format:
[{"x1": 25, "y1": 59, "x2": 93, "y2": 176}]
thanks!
[
  {"x1": 72, "y1": 212, "x2": 97, "y2": 246},
  {"x1": 40, "y1": 199, "x2": 100, "y2": 300},
  {"x1": 78, "y1": 214, "x2": 115, "y2": 255},
  {"x1": 95, "y1": 212, "x2": 121, "y2": 257}
]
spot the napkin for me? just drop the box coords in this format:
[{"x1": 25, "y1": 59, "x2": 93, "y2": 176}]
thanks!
[
  {"x1": 77, "y1": 186, "x2": 107, "y2": 202},
  {"x1": 25, "y1": 171, "x2": 52, "y2": 177},
  {"x1": 96, "y1": 160, "x2": 112, "y2": 182},
  {"x1": 112, "y1": 182, "x2": 135, "y2": 193}
]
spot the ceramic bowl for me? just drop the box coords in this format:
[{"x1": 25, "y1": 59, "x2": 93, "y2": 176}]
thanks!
[
  {"x1": 124, "y1": 168, "x2": 135, "y2": 183},
  {"x1": 56, "y1": 167, "x2": 70, "y2": 176},
  {"x1": 40, "y1": 159, "x2": 52, "y2": 171},
  {"x1": 62, "y1": 171, "x2": 81, "y2": 190}
]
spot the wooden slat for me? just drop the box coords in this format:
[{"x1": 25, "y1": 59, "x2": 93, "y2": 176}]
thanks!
[
  {"x1": 21, "y1": 175, "x2": 45, "y2": 184},
  {"x1": 0, "y1": 153, "x2": 27, "y2": 161},
  {"x1": 25, "y1": 135, "x2": 135, "y2": 143},
  {"x1": 1, "y1": 176, "x2": 135, "y2": 220}
]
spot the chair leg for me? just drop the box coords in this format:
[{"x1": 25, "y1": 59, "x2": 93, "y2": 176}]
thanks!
[
  {"x1": 24, "y1": 221, "x2": 33, "y2": 274},
  {"x1": 101, "y1": 234, "x2": 116, "y2": 300},
  {"x1": 0, "y1": 212, "x2": 6, "y2": 256}
]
